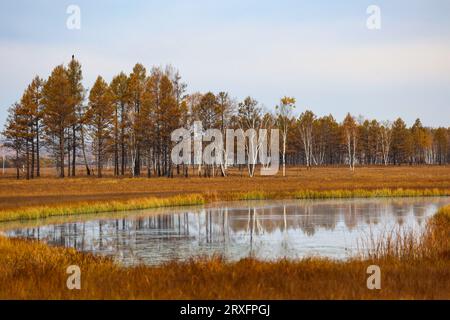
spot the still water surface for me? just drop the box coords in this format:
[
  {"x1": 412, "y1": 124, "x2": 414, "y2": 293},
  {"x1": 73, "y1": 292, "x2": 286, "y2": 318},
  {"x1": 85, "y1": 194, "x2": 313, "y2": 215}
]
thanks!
[{"x1": 4, "y1": 197, "x2": 449, "y2": 265}]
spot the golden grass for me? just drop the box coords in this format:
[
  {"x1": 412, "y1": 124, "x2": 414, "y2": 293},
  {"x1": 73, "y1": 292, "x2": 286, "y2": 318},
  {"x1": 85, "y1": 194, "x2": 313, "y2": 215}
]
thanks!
[
  {"x1": 0, "y1": 188, "x2": 449, "y2": 223},
  {"x1": 237, "y1": 188, "x2": 450, "y2": 200},
  {"x1": 1, "y1": 166, "x2": 449, "y2": 222},
  {"x1": 0, "y1": 194, "x2": 205, "y2": 222},
  {"x1": 0, "y1": 205, "x2": 449, "y2": 300},
  {"x1": 1, "y1": 166, "x2": 449, "y2": 209}
]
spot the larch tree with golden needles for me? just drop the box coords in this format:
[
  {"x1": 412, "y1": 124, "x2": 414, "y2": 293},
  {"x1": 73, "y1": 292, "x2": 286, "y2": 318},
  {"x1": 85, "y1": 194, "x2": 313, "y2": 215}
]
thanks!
[
  {"x1": 3, "y1": 61, "x2": 450, "y2": 178},
  {"x1": 17, "y1": 77, "x2": 44, "y2": 179},
  {"x1": 128, "y1": 63, "x2": 147, "y2": 177},
  {"x1": 2, "y1": 103, "x2": 27, "y2": 179},
  {"x1": 411, "y1": 119, "x2": 428, "y2": 164},
  {"x1": 433, "y1": 127, "x2": 448, "y2": 165},
  {"x1": 29, "y1": 77, "x2": 44, "y2": 177},
  {"x1": 160, "y1": 74, "x2": 182, "y2": 178},
  {"x1": 41, "y1": 65, "x2": 73, "y2": 178},
  {"x1": 86, "y1": 76, "x2": 114, "y2": 178},
  {"x1": 110, "y1": 72, "x2": 130, "y2": 176},
  {"x1": 19, "y1": 88, "x2": 35, "y2": 179},
  {"x1": 193, "y1": 92, "x2": 221, "y2": 177},
  {"x1": 142, "y1": 68, "x2": 161, "y2": 177},
  {"x1": 66, "y1": 56, "x2": 85, "y2": 177},
  {"x1": 391, "y1": 118, "x2": 412, "y2": 165}
]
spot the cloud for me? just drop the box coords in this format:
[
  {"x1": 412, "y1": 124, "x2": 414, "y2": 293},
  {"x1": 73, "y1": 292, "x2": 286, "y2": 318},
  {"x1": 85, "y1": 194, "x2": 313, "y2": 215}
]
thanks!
[{"x1": 1, "y1": 19, "x2": 450, "y2": 127}]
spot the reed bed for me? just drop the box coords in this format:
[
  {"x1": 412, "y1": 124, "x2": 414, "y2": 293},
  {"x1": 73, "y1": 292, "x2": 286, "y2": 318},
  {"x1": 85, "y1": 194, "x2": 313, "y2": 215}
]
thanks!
[
  {"x1": 1, "y1": 188, "x2": 449, "y2": 223},
  {"x1": 236, "y1": 188, "x2": 450, "y2": 201},
  {"x1": 0, "y1": 194, "x2": 205, "y2": 223}
]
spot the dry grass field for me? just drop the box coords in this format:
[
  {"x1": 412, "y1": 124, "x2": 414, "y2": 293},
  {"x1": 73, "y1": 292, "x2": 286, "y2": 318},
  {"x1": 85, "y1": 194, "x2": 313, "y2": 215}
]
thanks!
[
  {"x1": 0, "y1": 166, "x2": 449, "y2": 299},
  {"x1": 1, "y1": 166, "x2": 449, "y2": 210},
  {"x1": 0, "y1": 166, "x2": 449, "y2": 222},
  {"x1": 0, "y1": 205, "x2": 448, "y2": 300}
]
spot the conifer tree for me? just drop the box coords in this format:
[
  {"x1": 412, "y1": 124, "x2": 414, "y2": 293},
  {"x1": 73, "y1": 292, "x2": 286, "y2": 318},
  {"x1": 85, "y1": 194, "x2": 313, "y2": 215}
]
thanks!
[
  {"x1": 86, "y1": 76, "x2": 114, "y2": 178},
  {"x1": 41, "y1": 65, "x2": 73, "y2": 177}
]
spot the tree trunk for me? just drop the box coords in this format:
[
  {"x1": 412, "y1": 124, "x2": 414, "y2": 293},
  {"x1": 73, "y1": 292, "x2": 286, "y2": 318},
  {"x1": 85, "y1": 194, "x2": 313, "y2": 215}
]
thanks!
[
  {"x1": 59, "y1": 129, "x2": 65, "y2": 178},
  {"x1": 114, "y1": 107, "x2": 119, "y2": 176},
  {"x1": 80, "y1": 124, "x2": 90, "y2": 176},
  {"x1": 67, "y1": 129, "x2": 71, "y2": 177},
  {"x1": 30, "y1": 135, "x2": 35, "y2": 179},
  {"x1": 72, "y1": 124, "x2": 76, "y2": 176},
  {"x1": 282, "y1": 135, "x2": 286, "y2": 177},
  {"x1": 120, "y1": 103, "x2": 125, "y2": 176},
  {"x1": 15, "y1": 149, "x2": 20, "y2": 180},
  {"x1": 134, "y1": 147, "x2": 140, "y2": 177},
  {"x1": 36, "y1": 119, "x2": 40, "y2": 177},
  {"x1": 97, "y1": 140, "x2": 102, "y2": 178},
  {"x1": 25, "y1": 138, "x2": 30, "y2": 180}
]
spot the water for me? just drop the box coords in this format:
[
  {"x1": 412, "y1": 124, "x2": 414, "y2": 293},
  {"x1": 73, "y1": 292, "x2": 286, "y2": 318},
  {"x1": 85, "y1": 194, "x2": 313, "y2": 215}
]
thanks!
[{"x1": 3, "y1": 197, "x2": 449, "y2": 266}]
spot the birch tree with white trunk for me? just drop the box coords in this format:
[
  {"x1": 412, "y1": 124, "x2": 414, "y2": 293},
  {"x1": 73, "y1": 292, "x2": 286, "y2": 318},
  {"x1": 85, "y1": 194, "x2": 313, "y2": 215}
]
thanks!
[{"x1": 276, "y1": 97, "x2": 295, "y2": 177}]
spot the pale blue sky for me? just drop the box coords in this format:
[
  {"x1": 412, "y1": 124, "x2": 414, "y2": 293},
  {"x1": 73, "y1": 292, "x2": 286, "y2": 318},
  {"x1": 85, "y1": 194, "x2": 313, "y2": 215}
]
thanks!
[{"x1": 1, "y1": 0, "x2": 449, "y2": 127}]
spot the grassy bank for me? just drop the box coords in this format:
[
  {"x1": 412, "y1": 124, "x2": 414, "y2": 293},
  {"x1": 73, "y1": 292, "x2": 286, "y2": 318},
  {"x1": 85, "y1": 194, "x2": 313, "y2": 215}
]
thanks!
[
  {"x1": 237, "y1": 187, "x2": 450, "y2": 200},
  {"x1": 0, "y1": 194, "x2": 205, "y2": 222},
  {"x1": 0, "y1": 205, "x2": 449, "y2": 299},
  {"x1": 0, "y1": 188, "x2": 449, "y2": 223}
]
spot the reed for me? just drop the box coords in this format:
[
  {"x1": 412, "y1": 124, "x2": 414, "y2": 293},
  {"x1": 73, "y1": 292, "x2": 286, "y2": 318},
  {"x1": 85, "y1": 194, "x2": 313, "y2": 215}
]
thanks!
[
  {"x1": 1, "y1": 187, "x2": 449, "y2": 223},
  {"x1": 233, "y1": 188, "x2": 450, "y2": 201},
  {"x1": 0, "y1": 194, "x2": 205, "y2": 223}
]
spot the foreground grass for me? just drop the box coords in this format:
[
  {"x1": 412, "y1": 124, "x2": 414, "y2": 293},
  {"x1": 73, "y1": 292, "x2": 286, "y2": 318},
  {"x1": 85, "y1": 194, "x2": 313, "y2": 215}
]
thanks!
[
  {"x1": 0, "y1": 205, "x2": 449, "y2": 300},
  {"x1": 0, "y1": 188, "x2": 449, "y2": 223}
]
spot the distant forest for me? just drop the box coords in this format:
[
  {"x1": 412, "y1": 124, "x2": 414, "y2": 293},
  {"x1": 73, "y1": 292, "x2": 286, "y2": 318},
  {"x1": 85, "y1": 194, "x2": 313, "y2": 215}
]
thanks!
[{"x1": 2, "y1": 57, "x2": 449, "y2": 179}]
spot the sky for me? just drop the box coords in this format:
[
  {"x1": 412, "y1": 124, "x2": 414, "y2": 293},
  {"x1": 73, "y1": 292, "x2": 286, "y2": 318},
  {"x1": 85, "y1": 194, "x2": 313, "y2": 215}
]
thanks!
[{"x1": 0, "y1": 0, "x2": 449, "y2": 127}]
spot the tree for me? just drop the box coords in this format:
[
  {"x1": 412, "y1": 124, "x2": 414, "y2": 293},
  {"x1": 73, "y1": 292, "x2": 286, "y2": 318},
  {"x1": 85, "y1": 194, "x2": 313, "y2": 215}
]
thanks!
[
  {"x1": 216, "y1": 92, "x2": 235, "y2": 176},
  {"x1": 2, "y1": 103, "x2": 26, "y2": 179},
  {"x1": 434, "y1": 128, "x2": 448, "y2": 165},
  {"x1": 237, "y1": 97, "x2": 264, "y2": 177},
  {"x1": 143, "y1": 68, "x2": 183, "y2": 177},
  {"x1": 342, "y1": 113, "x2": 357, "y2": 171},
  {"x1": 411, "y1": 119, "x2": 428, "y2": 164},
  {"x1": 18, "y1": 89, "x2": 35, "y2": 179},
  {"x1": 86, "y1": 76, "x2": 114, "y2": 178},
  {"x1": 110, "y1": 72, "x2": 130, "y2": 176},
  {"x1": 41, "y1": 65, "x2": 73, "y2": 177},
  {"x1": 391, "y1": 118, "x2": 412, "y2": 165},
  {"x1": 19, "y1": 77, "x2": 44, "y2": 178},
  {"x1": 276, "y1": 97, "x2": 296, "y2": 176},
  {"x1": 298, "y1": 110, "x2": 316, "y2": 169},
  {"x1": 192, "y1": 92, "x2": 220, "y2": 176},
  {"x1": 128, "y1": 64, "x2": 147, "y2": 177},
  {"x1": 312, "y1": 115, "x2": 337, "y2": 166},
  {"x1": 379, "y1": 121, "x2": 392, "y2": 166},
  {"x1": 159, "y1": 74, "x2": 181, "y2": 177},
  {"x1": 66, "y1": 56, "x2": 85, "y2": 176}
]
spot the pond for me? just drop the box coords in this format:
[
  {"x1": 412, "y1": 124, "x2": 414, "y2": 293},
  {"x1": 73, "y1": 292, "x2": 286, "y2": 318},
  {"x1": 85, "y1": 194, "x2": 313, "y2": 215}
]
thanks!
[{"x1": 3, "y1": 197, "x2": 449, "y2": 266}]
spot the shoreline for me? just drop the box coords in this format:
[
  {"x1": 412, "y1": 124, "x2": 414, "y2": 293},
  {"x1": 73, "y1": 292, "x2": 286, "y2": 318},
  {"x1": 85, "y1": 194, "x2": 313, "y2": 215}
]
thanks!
[{"x1": 1, "y1": 187, "x2": 449, "y2": 223}]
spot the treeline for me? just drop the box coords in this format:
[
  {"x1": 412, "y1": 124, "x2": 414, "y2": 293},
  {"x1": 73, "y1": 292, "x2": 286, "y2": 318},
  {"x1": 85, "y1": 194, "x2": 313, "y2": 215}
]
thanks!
[{"x1": 2, "y1": 58, "x2": 450, "y2": 179}]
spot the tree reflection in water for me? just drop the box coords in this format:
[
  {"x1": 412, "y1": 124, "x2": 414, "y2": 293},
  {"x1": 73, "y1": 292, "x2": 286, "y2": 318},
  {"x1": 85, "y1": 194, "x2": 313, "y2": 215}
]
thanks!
[{"x1": 5, "y1": 197, "x2": 449, "y2": 266}]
